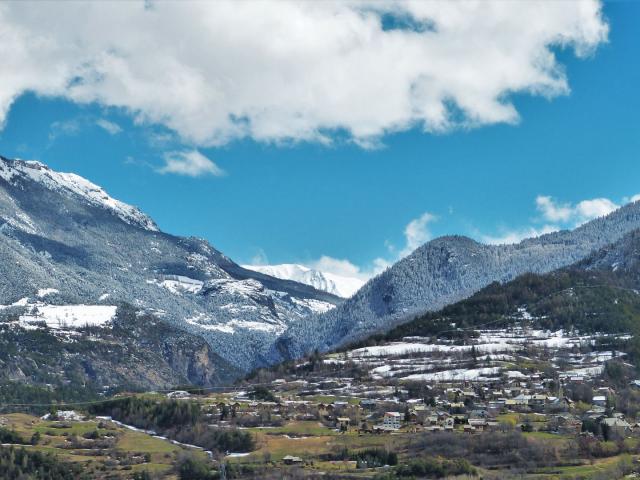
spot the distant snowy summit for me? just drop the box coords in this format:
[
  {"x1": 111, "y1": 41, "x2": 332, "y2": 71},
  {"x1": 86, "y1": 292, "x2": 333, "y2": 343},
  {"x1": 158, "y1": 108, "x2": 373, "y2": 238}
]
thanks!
[{"x1": 242, "y1": 264, "x2": 364, "y2": 298}]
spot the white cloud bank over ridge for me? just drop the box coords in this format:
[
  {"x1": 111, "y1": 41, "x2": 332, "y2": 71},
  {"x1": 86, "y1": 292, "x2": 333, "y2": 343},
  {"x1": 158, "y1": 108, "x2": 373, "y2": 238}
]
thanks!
[
  {"x1": 482, "y1": 194, "x2": 636, "y2": 245},
  {"x1": 536, "y1": 195, "x2": 618, "y2": 225},
  {"x1": 0, "y1": 1, "x2": 607, "y2": 147}
]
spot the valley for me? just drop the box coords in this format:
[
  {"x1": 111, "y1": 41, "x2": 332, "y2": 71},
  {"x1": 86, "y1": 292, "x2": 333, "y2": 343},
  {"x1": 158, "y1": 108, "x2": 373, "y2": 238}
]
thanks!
[{"x1": 1, "y1": 158, "x2": 640, "y2": 478}]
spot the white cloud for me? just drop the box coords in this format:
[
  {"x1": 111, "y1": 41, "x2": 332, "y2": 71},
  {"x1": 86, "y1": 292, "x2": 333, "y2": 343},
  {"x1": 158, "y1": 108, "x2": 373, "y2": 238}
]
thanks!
[
  {"x1": 310, "y1": 256, "x2": 366, "y2": 279},
  {"x1": 481, "y1": 225, "x2": 559, "y2": 245},
  {"x1": 535, "y1": 196, "x2": 573, "y2": 223},
  {"x1": 96, "y1": 118, "x2": 122, "y2": 135},
  {"x1": 159, "y1": 150, "x2": 225, "y2": 177},
  {"x1": 308, "y1": 255, "x2": 390, "y2": 282},
  {"x1": 48, "y1": 118, "x2": 81, "y2": 140},
  {"x1": 622, "y1": 194, "x2": 640, "y2": 204},
  {"x1": 250, "y1": 248, "x2": 269, "y2": 266},
  {"x1": 480, "y1": 194, "x2": 624, "y2": 245},
  {"x1": 536, "y1": 195, "x2": 618, "y2": 226},
  {"x1": 0, "y1": 1, "x2": 607, "y2": 147},
  {"x1": 575, "y1": 198, "x2": 618, "y2": 220},
  {"x1": 259, "y1": 211, "x2": 432, "y2": 284},
  {"x1": 401, "y1": 212, "x2": 437, "y2": 256}
]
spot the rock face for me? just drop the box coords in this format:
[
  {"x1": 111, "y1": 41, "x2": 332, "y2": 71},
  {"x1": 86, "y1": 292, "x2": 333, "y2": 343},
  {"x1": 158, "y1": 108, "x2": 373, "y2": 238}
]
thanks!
[
  {"x1": 0, "y1": 305, "x2": 241, "y2": 389},
  {"x1": 276, "y1": 201, "x2": 640, "y2": 359},
  {"x1": 0, "y1": 156, "x2": 340, "y2": 374}
]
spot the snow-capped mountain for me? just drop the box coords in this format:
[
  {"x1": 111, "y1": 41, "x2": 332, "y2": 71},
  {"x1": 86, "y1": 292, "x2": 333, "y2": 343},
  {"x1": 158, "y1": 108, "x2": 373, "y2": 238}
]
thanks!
[
  {"x1": 5, "y1": 154, "x2": 640, "y2": 386},
  {"x1": 0, "y1": 156, "x2": 341, "y2": 373},
  {"x1": 242, "y1": 264, "x2": 364, "y2": 298},
  {"x1": 275, "y1": 200, "x2": 640, "y2": 360},
  {"x1": 0, "y1": 159, "x2": 158, "y2": 231}
]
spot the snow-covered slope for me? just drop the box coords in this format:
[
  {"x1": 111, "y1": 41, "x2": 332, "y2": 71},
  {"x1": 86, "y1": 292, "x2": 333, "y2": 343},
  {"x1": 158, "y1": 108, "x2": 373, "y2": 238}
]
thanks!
[
  {"x1": 242, "y1": 264, "x2": 364, "y2": 298},
  {"x1": 0, "y1": 159, "x2": 158, "y2": 231},
  {"x1": 0, "y1": 155, "x2": 341, "y2": 373}
]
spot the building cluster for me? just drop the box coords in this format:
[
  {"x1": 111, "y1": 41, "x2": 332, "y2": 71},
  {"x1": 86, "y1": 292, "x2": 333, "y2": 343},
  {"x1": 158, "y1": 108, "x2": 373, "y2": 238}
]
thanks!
[{"x1": 191, "y1": 366, "x2": 640, "y2": 441}]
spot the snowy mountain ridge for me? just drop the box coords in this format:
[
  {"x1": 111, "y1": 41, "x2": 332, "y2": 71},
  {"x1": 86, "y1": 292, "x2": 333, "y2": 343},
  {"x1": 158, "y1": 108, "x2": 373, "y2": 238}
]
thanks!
[
  {"x1": 275, "y1": 200, "x2": 640, "y2": 361},
  {"x1": 4, "y1": 154, "x2": 640, "y2": 383},
  {"x1": 242, "y1": 263, "x2": 364, "y2": 298},
  {"x1": 0, "y1": 155, "x2": 341, "y2": 373},
  {"x1": 0, "y1": 157, "x2": 158, "y2": 231}
]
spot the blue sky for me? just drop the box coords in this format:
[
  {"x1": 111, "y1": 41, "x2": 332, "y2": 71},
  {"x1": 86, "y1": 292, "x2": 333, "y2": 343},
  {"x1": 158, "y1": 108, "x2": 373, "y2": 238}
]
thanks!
[{"x1": 0, "y1": 1, "x2": 636, "y2": 279}]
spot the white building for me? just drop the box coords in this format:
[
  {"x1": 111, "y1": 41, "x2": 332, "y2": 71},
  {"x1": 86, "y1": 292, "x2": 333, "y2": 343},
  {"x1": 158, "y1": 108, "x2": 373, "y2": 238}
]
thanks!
[{"x1": 382, "y1": 411, "x2": 402, "y2": 430}]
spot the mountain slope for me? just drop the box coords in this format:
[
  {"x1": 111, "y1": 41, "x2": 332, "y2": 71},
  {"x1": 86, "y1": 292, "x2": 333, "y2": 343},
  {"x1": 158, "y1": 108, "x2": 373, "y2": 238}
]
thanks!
[
  {"x1": 0, "y1": 156, "x2": 340, "y2": 373},
  {"x1": 0, "y1": 303, "x2": 241, "y2": 390},
  {"x1": 276, "y1": 201, "x2": 640, "y2": 359},
  {"x1": 369, "y1": 228, "x2": 640, "y2": 344},
  {"x1": 242, "y1": 263, "x2": 364, "y2": 298}
]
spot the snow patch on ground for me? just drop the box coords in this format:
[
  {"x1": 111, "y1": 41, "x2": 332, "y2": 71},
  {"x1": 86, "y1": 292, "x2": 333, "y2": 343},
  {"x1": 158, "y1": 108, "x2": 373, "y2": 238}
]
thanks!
[
  {"x1": 37, "y1": 288, "x2": 59, "y2": 298},
  {"x1": 157, "y1": 275, "x2": 203, "y2": 295},
  {"x1": 402, "y1": 367, "x2": 502, "y2": 382},
  {"x1": 18, "y1": 304, "x2": 117, "y2": 330}
]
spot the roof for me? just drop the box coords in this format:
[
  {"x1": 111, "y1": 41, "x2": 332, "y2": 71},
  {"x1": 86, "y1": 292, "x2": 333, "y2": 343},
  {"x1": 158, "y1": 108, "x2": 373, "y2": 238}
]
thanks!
[
  {"x1": 602, "y1": 418, "x2": 631, "y2": 428},
  {"x1": 385, "y1": 411, "x2": 402, "y2": 417},
  {"x1": 283, "y1": 455, "x2": 303, "y2": 462}
]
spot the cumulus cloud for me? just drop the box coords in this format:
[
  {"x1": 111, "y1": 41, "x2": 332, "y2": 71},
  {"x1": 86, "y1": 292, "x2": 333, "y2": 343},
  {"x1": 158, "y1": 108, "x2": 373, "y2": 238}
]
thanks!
[
  {"x1": 96, "y1": 118, "x2": 122, "y2": 135},
  {"x1": 536, "y1": 195, "x2": 618, "y2": 226},
  {"x1": 310, "y1": 256, "x2": 367, "y2": 279},
  {"x1": 480, "y1": 194, "x2": 627, "y2": 245},
  {"x1": 48, "y1": 118, "x2": 82, "y2": 141},
  {"x1": 0, "y1": 1, "x2": 607, "y2": 147},
  {"x1": 313, "y1": 211, "x2": 436, "y2": 280},
  {"x1": 401, "y1": 212, "x2": 437, "y2": 256},
  {"x1": 159, "y1": 150, "x2": 225, "y2": 177},
  {"x1": 480, "y1": 225, "x2": 559, "y2": 246},
  {"x1": 307, "y1": 255, "x2": 388, "y2": 281}
]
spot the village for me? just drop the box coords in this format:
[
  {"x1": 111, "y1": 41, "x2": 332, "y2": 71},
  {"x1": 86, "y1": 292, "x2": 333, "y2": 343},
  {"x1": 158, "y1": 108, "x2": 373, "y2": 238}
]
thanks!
[
  {"x1": 140, "y1": 326, "x2": 640, "y2": 477},
  {"x1": 3, "y1": 326, "x2": 640, "y2": 478}
]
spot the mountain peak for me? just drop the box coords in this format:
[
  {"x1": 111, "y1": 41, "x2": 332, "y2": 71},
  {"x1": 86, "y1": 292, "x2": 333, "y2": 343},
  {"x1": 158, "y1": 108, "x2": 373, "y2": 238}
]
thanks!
[
  {"x1": 0, "y1": 156, "x2": 158, "y2": 231},
  {"x1": 242, "y1": 263, "x2": 364, "y2": 298}
]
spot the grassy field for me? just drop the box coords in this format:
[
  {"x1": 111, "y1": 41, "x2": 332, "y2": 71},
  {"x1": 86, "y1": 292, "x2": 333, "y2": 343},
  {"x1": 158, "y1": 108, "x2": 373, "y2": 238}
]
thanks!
[{"x1": 0, "y1": 412, "x2": 205, "y2": 478}]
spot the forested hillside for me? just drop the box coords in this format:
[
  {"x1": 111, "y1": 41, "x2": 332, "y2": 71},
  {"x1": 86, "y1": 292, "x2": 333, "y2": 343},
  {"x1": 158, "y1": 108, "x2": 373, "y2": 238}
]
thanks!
[
  {"x1": 354, "y1": 229, "x2": 640, "y2": 352},
  {"x1": 277, "y1": 202, "x2": 640, "y2": 360}
]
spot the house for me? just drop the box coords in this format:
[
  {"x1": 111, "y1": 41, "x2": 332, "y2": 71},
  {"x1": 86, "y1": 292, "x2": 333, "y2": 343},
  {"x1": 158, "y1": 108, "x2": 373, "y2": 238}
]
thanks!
[
  {"x1": 336, "y1": 417, "x2": 351, "y2": 430},
  {"x1": 410, "y1": 405, "x2": 429, "y2": 424},
  {"x1": 468, "y1": 418, "x2": 488, "y2": 431},
  {"x1": 602, "y1": 417, "x2": 632, "y2": 437},
  {"x1": 382, "y1": 412, "x2": 402, "y2": 430},
  {"x1": 360, "y1": 399, "x2": 377, "y2": 410},
  {"x1": 167, "y1": 390, "x2": 190, "y2": 399},
  {"x1": 441, "y1": 417, "x2": 455, "y2": 430},
  {"x1": 282, "y1": 455, "x2": 303, "y2": 465},
  {"x1": 554, "y1": 414, "x2": 582, "y2": 435}
]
